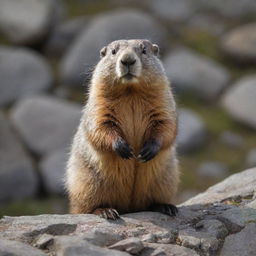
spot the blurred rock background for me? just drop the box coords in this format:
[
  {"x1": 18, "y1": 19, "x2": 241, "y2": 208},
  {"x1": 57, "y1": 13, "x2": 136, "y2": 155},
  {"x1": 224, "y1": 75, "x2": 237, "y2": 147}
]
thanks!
[{"x1": 0, "y1": 0, "x2": 256, "y2": 217}]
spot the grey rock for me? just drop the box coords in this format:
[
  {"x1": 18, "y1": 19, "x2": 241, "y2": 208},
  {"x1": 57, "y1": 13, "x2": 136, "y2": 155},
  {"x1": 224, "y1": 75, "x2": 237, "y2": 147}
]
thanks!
[
  {"x1": 164, "y1": 48, "x2": 230, "y2": 101},
  {"x1": 220, "y1": 223, "x2": 256, "y2": 256},
  {"x1": 0, "y1": 0, "x2": 65, "y2": 45},
  {"x1": 0, "y1": 238, "x2": 46, "y2": 256},
  {"x1": 149, "y1": 0, "x2": 196, "y2": 22},
  {"x1": 109, "y1": 237, "x2": 144, "y2": 255},
  {"x1": 54, "y1": 236, "x2": 130, "y2": 256},
  {"x1": 176, "y1": 108, "x2": 207, "y2": 153},
  {"x1": 197, "y1": 161, "x2": 229, "y2": 179},
  {"x1": 222, "y1": 75, "x2": 256, "y2": 129},
  {"x1": 60, "y1": 9, "x2": 167, "y2": 87},
  {"x1": 45, "y1": 17, "x2": 88, "y2": 57},
  {"x1": 154, "y1": 230, "x2": 177, "y2": 244},
  {"x1": 246, "y1": 148, "x2": 256, "y2": 168},
  {"x1": 0, "y1": 112, "x2": 38, "y2": 204},
  {"x1": 221, "y1": 23, "x2": 256, "y2": 63},
  {"x1": 246, "y1": 199, "x2": 256, "y2": 209},
  {"x1": 141, "y1": 243, "x2": 199, "y2": 256},
  {"x1": 178, "y1": 228, "x2": 220, "y2": 253},
  {"x1": 0, "y1": 46, "x2": 52, "y2": 106},
  {"x1": 34, "y1": 234, "x2": 54, "y2": 249},
  {"x1": 195, "y1": 219, "x2": 228, "y2": 239},
  {"x1": 220, "y1": 131, "x2": 244, "y2": 148},
  {"x1": 10, "y1": 96, "x2": 81, "y2": 156},
  {"x1": 197, "y1": 0, "x2": 256, "y2": 18},
  {"x1": 218, "y1": 207, "x2": 256, "y2": 233},
  {"x1": 183, "y1": 167, "x2": 256, "y2": 205},
  {"x1": 39, "y1": 150, "x2": 67, "y2": 195}
]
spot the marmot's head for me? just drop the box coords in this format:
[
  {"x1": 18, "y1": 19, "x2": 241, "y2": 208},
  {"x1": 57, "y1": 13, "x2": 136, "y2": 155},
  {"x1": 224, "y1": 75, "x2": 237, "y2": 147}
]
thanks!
[{"x1": 92, "y1": 39, "x2": 168, "y2": 88}]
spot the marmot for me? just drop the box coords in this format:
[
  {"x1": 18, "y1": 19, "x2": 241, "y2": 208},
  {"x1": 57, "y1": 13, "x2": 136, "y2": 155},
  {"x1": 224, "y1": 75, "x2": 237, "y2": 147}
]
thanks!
[{"x1": 66, "y1": 39, "x2": 179, "y2": 220}]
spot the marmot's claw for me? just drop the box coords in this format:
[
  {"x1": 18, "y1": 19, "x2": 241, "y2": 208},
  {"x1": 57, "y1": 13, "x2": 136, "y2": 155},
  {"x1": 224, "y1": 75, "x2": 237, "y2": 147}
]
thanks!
[
  {"x1": 138, "y1": 139, "x2": 160, "y2": 162},
  {"x1": 149, "y1": 203, "x2": 178, "y2": 216},
  {"x1": 93, "y1": 208, "x2": 120, "y2": 220},
  {"x1": 113, "y1": 138, "x2": 133, "y2": 159}
]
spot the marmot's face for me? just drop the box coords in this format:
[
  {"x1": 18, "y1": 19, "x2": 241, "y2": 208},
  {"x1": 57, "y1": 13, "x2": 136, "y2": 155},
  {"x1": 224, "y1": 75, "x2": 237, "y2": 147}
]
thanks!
[{"x1": 96, "y1": 39, "x2": 165, "y2": 86}]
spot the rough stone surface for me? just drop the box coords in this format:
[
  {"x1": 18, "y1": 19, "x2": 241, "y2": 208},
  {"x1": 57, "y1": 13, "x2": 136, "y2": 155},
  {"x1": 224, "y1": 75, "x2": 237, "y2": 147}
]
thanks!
[
  {"x1": 0, "y1": 0, "x2": 64, "y2": 45},
  {"x1": 246, "y1": 148, "x2": 256, "y2": 168},
  {"x1": 0, "y1": 239, "x2": 46, "y2": 256},
  {"x1": 221, "y1": 23, "x2": 256, "y2": 63},
  {"x1": 164, "y1": 48, "x2": 230, "y2": 101},
  {"x1": 184, "y1": 167, "x2": 256, "y2": 205},
  {"x1": 176, "y1": 108, "x2": 207, "y2": 154},
  {"x1": 39, "y1": 149, "x2": 67, "y2": 195},
  {"x1": 10, "y1": 96, "x2": 81, "y2": 156},
  {"x1": 0, "y1": 46, "x2": 52, "y2": 106},
  {"x1": 220, "y1": 223, "x2": 256, "y2": 256},
  {"x1": 60, "y1": 9, "x2": 167, "y2": 87},
  {"x1": 0, "y1": 167, "x2": 256, "y2": 256},
  {"x1": 0, "y1": 112, "x2": 38, "y2": 204},
  {"x1": 197, "y1": 161, "x2": 228, "y2": 179},
  {"x1": 222, "y1": 75, "x2": 256, "y2": 130}
]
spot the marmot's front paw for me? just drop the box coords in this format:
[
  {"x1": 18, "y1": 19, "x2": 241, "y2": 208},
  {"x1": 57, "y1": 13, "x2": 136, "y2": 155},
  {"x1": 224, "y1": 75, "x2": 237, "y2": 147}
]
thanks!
[
  {"x1": 93, "y1": 208, "x2": 120, "y2": 220},
  {"x1": 112, "y1": 138, "x2": 133, "y2": 159},
  {"x1": 138, "y1": 139, "x2": 160, "y2": 162}
]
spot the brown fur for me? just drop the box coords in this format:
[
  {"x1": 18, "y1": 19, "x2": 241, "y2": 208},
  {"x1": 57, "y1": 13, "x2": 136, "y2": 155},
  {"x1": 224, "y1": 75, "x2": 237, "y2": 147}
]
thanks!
[{"x1": 66, "y1": 39, "x2": 179, "y2": 215}]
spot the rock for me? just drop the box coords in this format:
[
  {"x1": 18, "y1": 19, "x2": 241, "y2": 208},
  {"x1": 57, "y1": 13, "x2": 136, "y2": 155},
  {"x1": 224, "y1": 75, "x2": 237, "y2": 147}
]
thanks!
[
  {"x1": 109, "y1": 238, "x2": 144, "y2": 255},
  {"x1": 10, "y1": 96, "x2": 81, "y2": 156},
  {"x1": 246, "y1": 148, "x2": 256, "y2": 168},
  {"x1": 149, "y1": 0, "x2": 196, "y2": 22},
  {"x1": 220, "y1": 223, "x2": 256, "y2": 256},
  {"x1": 176, "y1": 108, "x2": 207, "y2": 153},
  {"x1": 0, "y1": 0, "x2": 65, "y2": 45},
  {"x1": 164, "y1": 48, "x2": 230, "y2": 101},
  {"x1": 53, "y1": 236, "x2": 130, "y2": 256},
  {"x1": 34, "y1": 234, "x2": 54, "y2": 249},
  {"x1": 183, "y1": 167, "x2": 256, "y2": 205},
  {"x1": 0, "y1": 238, "x2": 47, "y2": 256},
  {"x1": 0, "y1": 112, "x2": 38, "y2": 204},
  {"x1": 60, "y1": 9, "x2": 167, "y2": 87},
  {"x1": 218, "y1": 207, "x2": 256, "y2": 233},
  {"x1": 197, "y1": 0, "x2": 256, "y2": 18},
  {"x1": 0, "y1": 46, "x2": 52, "y2": 106},
  {"x1": 221, "y1": 23, "x2": 256, "y2": 63},
  {"x1": 44, "y1": 17, "x2": 88, "y2": 57},
  {"x1": 222, "y1": 75, "x2": 256, "y2": 129},
  {"x1": 220, "y1": 131, "x2": 244, "y2": 148},
  {"x1": 197, "y1": 161, "x2": 228, "y2": 179},
  {"x1": 141, "y1": 243, "x2": 200, "y2": 256},
  {"x1": 39, "y1": 150, "x2": 67, "y2": 195}
]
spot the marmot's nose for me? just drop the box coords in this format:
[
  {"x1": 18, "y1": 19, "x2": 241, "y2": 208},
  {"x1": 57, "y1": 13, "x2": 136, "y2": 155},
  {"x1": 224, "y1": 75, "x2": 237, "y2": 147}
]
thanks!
[{"x1": 121, "y1": 56, "x2": 136, "y2": 67}]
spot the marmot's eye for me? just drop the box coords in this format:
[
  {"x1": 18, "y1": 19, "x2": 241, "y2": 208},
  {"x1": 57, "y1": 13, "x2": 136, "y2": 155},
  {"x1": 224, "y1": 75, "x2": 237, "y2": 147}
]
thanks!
[
  {"x1": 142, "y1": 47, "x2": 147, "y2": 54},
  {"x1": 112, "y1": 49, "x2": 116, "y2": 55}
]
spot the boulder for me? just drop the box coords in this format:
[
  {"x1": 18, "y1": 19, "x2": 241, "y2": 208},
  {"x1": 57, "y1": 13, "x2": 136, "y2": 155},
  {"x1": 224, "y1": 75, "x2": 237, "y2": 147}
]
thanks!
[
  {"x1": 176, "y1": 108, "x2": 207, "y2": 153},
  {"x1": 10, "y1": 95, "x2": 81, "y2": 156},
  {"x1": 0, "y1": 167, "x2": 256, "y2": 256},
  {"x1": 39, "y1": 150, "x2": 68, "y2": 195},
  {"x1": 164, "y1": 48, "x2": 230, "y2": 101},
  {"x1": 221, "y1": 23, "x2": 256, "y2": 63},
  {"x1": 0, "y1": 112, "x2": 38, "y2": 204},
  {"x1": 0, "y1": 0, "x2": 65, "y2": 45},
  {"x1": 222, "y1": 75, "x2": 256, "y2": 129},
  {"x1": 60, "y1": 9, "x2": 167, "y2": 87},
  {"x1": 0, "y1": 46, "x2": 52, "y2": 106},
  {"x1": 44, "y1": 17, "x2": 88, "y2": 58},
  {"x1": 197, "y1": 161, "x2": 229, "y2": 179},
  {"x1": 219, "y1": 131, "x2": 244, "y2": 148},
  {"x1": 149, "y1": 0, "x2": 196, "y2": 22}
]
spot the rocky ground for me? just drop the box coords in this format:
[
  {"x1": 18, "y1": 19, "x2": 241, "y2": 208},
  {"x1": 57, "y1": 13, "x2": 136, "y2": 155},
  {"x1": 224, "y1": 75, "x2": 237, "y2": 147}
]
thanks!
[
  {"x1": 0, "y1": 0, "x2": 256, "y2": 215},
  {"x1": 0, "y1": 167, "x2": 255, "y2": 256}
]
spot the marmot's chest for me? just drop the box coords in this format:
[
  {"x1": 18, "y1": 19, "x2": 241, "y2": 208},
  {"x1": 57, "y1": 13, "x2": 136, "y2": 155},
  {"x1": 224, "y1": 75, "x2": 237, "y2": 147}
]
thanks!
[{"x1": 114, "y1": 96, "x2": 150, "y2": 151}]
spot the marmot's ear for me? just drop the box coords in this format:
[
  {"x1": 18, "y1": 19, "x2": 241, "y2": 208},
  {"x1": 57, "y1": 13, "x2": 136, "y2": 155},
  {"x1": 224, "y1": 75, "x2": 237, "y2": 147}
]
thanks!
[
  {"x1": 100, "y1": 46, "x2": 107, "y2": 58},
  {"x1": 152, "y1": 44, "x2": 159, "y2": 56}
]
